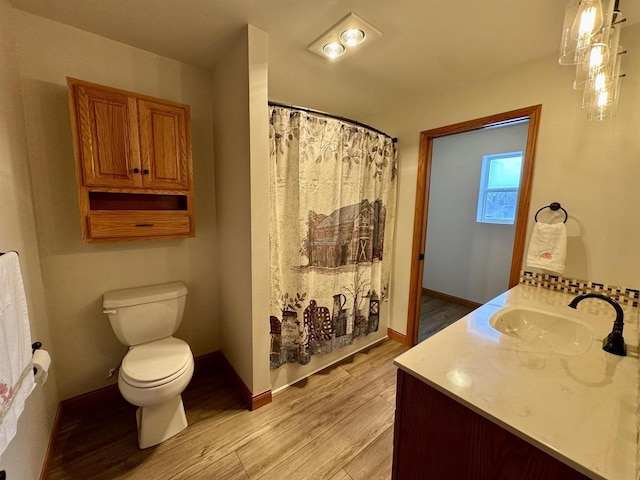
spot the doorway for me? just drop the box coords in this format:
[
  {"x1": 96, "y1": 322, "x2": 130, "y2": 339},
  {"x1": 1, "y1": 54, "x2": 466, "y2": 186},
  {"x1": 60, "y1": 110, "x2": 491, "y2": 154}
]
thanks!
[{"x1": 406, "y1": 105, "x2": 542, "y2": 346}]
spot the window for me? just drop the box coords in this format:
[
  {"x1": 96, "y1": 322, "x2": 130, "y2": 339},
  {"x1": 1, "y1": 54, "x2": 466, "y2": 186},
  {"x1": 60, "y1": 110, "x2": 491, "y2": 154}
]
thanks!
[{"x1": 476, "y1": 152, "x2": 523, "y2": 224}]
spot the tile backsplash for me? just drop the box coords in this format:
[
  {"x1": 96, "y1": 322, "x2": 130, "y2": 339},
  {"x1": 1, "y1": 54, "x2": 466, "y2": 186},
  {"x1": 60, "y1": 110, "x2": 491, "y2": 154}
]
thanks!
[{"x1": 520, "y1": 270, "x2": 639, "y2": 308}]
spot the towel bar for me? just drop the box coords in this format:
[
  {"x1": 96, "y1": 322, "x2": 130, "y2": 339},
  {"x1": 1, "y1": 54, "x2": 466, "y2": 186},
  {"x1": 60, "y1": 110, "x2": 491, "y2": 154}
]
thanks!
[{"x1": 534, "y1": 202, "x2": 568, "y2": 223}]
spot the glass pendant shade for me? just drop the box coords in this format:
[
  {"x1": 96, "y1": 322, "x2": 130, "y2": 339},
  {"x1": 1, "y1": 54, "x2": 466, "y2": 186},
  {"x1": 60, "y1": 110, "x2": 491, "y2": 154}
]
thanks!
[
  {"x1": 559, "y1": 0, "x2": 625, "y2": 120},
  {"x1": 582, "y1": 71, "x2": 610, "y2": 107},
  {"x1": 571, "y1": 0, "x2": 604, "y2": 52},
  {"x1": 579, "y1": 21, "x2": 621, "y2": 102},
  {"x1": 559, "y1": 0, "x2": 613, "y2": 65},
  {"x1": 586, "y1": 80, "x2": 619, "y2": 120},
  {"x1": 586, "y1": 44, "x2": 623, "y2": 120},
  {"x1": 574, "y1": 42, "x2": 610, "y2": 90}
]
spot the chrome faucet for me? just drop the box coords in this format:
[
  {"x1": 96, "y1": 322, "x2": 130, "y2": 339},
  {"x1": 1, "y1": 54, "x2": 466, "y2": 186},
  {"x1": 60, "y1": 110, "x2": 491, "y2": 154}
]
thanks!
[{"x1": 568, "y1": 293, "x2": 626, "y2": 356}]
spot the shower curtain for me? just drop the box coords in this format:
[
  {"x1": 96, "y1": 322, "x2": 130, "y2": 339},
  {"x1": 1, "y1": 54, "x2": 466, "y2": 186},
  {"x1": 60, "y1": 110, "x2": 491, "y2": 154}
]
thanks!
[{"x1": 269, "y1": 106, "x2": 398, "y2": 369}]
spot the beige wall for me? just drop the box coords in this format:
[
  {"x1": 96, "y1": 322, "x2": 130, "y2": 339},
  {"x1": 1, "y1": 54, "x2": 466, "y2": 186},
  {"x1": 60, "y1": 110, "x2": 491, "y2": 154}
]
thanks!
[
  {"x1": 366, "y1": 24, "x2": 640, "y2": 335},
  {"x1": 212, "y1": 26, "x2": 272, "y2": 394},
  {"x1": 13, "y1": 10, "x2": 219, "y2": 399},
  {"x1": 247, "y1": 26, "x2": 272, "y2": 395},
  {"x1": 211, "y1": 26, "x2": 253, "y2": 389},
  {"x1": 0, "y1": 1, "x2": 58, "y2": 476}
]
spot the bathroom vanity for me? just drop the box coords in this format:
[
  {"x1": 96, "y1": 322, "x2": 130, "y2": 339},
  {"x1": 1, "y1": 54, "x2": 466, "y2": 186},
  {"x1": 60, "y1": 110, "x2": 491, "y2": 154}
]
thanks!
[{"x1": 392, "y1": 285, "x2": 638, "y2": 480}]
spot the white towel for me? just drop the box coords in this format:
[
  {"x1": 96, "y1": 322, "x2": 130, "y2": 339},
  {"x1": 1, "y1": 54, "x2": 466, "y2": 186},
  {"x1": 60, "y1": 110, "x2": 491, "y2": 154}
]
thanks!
[
  {"x1": 526, "y1": 222, "x2": 567, "y2": 274},
  {"x1": 0, "y1": 252, "x2": 35, "y2": 457}
]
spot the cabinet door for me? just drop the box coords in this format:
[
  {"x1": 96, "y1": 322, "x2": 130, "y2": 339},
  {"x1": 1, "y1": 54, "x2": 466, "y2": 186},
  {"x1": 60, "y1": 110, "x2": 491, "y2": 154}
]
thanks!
[
  {"x1": 138, "y1": 100, "x2": 190, "y2": 190},
  {"x1": 74, "y1": 85, "x2": 141, "y2": 188}
]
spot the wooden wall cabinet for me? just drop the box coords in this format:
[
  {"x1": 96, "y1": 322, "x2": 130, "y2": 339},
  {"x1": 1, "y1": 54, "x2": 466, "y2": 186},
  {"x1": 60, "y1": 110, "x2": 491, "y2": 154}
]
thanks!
[
  {"x1": 392, "y1": 370, "x2": 588, "y2": 480},
  {"x1": 67, "y1": 78, "x2": 195, "y2": 242}
]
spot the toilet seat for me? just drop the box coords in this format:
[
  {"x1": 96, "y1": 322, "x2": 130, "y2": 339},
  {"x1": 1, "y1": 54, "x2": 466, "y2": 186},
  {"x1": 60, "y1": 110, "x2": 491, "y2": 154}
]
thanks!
[{"x1": 120, "y1": 337, "x2": 192, "y2": 388}]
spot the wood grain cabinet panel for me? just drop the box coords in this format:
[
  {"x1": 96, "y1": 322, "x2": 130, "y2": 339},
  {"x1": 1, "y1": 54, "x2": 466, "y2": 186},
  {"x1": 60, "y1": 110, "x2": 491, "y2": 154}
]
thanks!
[
  {"x1": 138, "y1": 100, "x2": 189, "y2": 190},
  {"x1": 67, "y1": 77, "x2": 195, "y2": 242},
  {"x1": 88, "y1": 211, "x2": 192, "y2": 239},
  {"x1": 392, "y1": 370, "x2": 588, "y2": 480},
  {"x1": 74, "y1": 85, "x2": 141, "y2": 188}
]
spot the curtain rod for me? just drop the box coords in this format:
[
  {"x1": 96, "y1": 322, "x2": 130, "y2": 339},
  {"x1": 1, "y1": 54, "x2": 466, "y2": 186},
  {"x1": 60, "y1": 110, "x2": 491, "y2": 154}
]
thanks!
[{"x1": 268, "y1": 101, "x2": 397, "y2": 143}]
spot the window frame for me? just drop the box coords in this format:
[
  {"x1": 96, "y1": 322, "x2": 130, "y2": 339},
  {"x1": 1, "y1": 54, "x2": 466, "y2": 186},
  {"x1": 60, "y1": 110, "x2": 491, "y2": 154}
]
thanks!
[{"x1": 476, "y1": 151, "x2": 524, "y2": 225}]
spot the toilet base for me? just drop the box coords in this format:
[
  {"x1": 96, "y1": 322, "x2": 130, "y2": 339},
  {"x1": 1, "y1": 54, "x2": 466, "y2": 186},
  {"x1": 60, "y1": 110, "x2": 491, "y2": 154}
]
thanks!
[{"x1": 136, "y1": 395, "x2": 188, "y2": 449}]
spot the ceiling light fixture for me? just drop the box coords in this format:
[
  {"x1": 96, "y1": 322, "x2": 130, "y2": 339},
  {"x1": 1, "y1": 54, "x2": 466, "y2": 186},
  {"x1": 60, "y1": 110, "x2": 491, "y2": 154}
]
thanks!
[
  {"x1": 340, "y1": 29, "x2": 366, "y2": 47},
  {"x1": 308, "y1": 12, "x2": 382, "y2": 60},
  {"x1": 322, "y1": 42, "x2": 346, "y2": 59},
  {"x1": 558, "y1": 0, "x2": 627, "y2": 120}
]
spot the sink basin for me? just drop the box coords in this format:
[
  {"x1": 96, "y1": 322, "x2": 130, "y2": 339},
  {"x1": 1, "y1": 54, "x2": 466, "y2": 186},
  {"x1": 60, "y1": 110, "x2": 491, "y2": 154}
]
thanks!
[{"x1": 489, "y1": 307, "x2": 592, "y2": 355}]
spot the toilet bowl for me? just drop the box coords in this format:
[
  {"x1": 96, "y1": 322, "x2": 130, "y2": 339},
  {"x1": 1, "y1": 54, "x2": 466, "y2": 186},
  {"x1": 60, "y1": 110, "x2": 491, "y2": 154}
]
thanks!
[
  {"x1": 103, "y1": 282, "x2": 194, "y2": 449},
  {"x1": 118, "y1": 338, "x2": 194, "y2": 448}
]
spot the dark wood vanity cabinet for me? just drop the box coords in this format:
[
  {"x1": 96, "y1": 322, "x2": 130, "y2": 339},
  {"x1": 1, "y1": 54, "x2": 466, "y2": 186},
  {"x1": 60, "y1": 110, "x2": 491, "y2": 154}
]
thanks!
[{"x1": 392, "y1": 370, "x2": 588, "y2": 480}]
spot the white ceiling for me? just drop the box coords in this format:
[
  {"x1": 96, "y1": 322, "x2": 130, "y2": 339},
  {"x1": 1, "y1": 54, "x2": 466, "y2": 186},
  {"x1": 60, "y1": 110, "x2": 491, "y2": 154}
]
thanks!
[{"x1": 9, "y1": 0, "x2": 638, "y2": 118}]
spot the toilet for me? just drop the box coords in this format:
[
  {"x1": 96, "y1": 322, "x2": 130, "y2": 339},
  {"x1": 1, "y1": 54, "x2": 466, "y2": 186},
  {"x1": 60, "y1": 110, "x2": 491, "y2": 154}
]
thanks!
[{"x1": 103, "y1": 281, "x2": 194, "y2": 449}]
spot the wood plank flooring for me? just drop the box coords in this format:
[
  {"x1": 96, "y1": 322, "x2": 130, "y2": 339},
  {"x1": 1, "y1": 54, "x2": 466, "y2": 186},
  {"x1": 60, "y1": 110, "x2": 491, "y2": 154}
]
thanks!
[
  {"x1": 45, "y1": 339, "x2": 408, "y2": 480},
  {"x1": 418, "y1": 293, "x2": 476, "y2": 343}
]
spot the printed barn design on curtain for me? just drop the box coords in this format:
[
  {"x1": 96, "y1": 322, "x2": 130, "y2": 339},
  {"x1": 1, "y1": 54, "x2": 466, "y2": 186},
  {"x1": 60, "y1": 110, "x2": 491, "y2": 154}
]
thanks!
[{"x1": 269, "y1": 106, "x2": 397, "y2": 369}]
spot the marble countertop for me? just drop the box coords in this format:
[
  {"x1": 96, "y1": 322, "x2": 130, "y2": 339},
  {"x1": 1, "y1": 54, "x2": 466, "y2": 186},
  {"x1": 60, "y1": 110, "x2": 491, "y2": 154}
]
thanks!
[{"x1": 394, "y1": 285, "x2": 639, "y2": 480}]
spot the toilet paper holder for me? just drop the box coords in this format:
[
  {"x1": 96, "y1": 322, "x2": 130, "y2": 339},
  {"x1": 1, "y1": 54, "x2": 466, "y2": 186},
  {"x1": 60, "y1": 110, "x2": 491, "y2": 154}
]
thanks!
[{"x1": 32, "y1": 341, "x2": 42, "y2": 374}]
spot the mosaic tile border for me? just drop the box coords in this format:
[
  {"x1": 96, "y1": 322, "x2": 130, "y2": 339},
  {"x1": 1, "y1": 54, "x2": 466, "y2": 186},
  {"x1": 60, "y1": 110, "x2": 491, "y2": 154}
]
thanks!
[{"x1": 520, "y1": 270, "x2": 639, "y2": 308}]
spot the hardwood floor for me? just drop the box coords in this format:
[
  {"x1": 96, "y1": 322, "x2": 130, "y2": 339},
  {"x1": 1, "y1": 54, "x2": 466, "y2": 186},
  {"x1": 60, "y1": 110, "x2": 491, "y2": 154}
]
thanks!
[
  {"x1": 45, "y1": 339, "x2": 408, "y2": 480},
  {"x1": 418, "y1": 293, "x2": 476, "y2": 343}
]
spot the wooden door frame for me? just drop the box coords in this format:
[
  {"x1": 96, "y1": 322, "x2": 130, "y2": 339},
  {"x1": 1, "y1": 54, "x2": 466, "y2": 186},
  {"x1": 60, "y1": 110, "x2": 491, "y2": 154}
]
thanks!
[{"x1": 406, "y1": 105, "x2": 542, "y2": 346}]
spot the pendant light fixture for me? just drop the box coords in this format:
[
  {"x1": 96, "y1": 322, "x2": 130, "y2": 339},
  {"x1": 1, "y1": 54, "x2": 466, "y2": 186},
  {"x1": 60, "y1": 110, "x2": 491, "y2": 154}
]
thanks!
[{"x1": 558, "y1": 0, "x2": 627, "y2": 120}]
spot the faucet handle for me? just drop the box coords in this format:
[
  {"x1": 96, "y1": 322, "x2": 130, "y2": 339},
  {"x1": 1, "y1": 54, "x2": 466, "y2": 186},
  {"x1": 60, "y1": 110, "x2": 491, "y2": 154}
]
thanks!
[{"x1": 603, "y1": 325, "x2": 627, "y2": 356}]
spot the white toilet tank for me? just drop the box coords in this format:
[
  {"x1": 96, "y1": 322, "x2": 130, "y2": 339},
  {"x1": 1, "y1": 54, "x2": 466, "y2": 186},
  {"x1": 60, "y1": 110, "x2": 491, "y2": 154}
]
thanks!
[{"x1": 103, "y1": 281, "x2": 188, "y2": 346}]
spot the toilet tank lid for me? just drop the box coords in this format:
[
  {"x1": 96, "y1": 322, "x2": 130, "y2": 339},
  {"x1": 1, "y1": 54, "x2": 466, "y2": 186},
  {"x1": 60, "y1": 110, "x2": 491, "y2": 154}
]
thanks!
[{"x1": 103, "y1": 281, "x2": 187, "y2": 308}]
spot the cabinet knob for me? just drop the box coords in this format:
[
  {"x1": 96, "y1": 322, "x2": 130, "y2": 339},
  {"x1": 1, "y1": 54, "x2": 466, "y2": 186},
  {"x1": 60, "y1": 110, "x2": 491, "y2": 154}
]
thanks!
[
  {"x1": 133, "y1": 168, "x2": 140, "y2": 173},
  {"x1": 142, "y1": 169, "x2": 150, "y2": 175}
]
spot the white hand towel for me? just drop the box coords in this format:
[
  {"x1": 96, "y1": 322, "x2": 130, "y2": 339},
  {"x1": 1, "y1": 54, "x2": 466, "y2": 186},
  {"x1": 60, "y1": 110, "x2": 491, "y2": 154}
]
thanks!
[
  {"x1": 0, "y1": 252, "x2": 35, "y2": 457},
  {"x1": 526, "y1": 222, "x2": 567, "y2": 274}
]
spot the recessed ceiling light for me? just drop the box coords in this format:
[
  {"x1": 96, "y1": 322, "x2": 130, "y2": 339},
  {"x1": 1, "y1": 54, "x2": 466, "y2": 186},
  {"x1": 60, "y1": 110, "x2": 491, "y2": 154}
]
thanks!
[
  {"x1": 308, "y1": 12, "x2": 382, "y2": 60},
  {"x1": 322, "y1": 42, "x2": 346, "y2": 59},
  {"x1": 340, "y1": 29, "x2": 366, "y2": 47}
]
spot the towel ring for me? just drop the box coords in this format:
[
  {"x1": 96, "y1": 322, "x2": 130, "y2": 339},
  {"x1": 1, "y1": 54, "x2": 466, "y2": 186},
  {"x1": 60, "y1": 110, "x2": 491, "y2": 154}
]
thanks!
[{"x1": 534, "y1": 202, "x2": 568, "y2": 223}]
